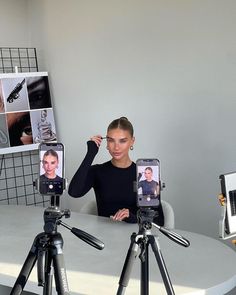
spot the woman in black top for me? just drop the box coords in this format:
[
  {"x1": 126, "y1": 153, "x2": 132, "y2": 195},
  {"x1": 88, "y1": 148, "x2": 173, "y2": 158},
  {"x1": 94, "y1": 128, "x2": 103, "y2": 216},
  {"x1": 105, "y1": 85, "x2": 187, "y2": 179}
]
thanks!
[{"x1": 68, "y1": 117, "x2": 164, "y2": 225}]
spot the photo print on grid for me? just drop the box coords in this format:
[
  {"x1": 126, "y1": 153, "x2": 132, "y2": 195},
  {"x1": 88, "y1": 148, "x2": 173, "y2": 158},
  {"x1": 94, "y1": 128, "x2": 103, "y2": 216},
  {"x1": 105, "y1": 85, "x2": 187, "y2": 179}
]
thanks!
[{"x1": 0, "y1": 72, "x2": 57, "y2": 154}]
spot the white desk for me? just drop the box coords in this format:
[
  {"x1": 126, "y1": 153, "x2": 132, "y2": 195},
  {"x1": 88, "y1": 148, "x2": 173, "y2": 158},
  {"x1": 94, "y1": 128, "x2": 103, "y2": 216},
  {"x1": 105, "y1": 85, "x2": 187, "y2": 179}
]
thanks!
[{"x1": 0, "y1": 205, "x2": 236, "y2": 295}]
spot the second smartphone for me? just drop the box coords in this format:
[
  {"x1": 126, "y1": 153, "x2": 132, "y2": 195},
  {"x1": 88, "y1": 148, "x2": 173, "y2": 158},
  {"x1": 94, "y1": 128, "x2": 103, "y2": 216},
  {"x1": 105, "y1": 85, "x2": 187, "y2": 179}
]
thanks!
[{"x1": 136, "y1": 158, "x2": 160, "y2": 208}]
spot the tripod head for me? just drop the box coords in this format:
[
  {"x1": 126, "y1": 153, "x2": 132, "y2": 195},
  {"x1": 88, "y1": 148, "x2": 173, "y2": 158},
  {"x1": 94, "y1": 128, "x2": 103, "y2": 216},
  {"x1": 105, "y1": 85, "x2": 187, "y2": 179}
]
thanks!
[
  {"x1": 44, "y1": 205, "x2": 70, "y2": 233},
  {"x1": 137, "y1": 207, "x2": 158, "y2": 231},
  {"x1": 43, "y1": 195, "x2": 104, "y2": 250},
  {"x1": 42, "y1": 194, "x2": 69, "y2": 233},
  {"x1": 34, "y1": 173, "x2": 104, "y2": 250},
  {"x1": 137, "y1": 207, "x2": 190, "y2": 248}
]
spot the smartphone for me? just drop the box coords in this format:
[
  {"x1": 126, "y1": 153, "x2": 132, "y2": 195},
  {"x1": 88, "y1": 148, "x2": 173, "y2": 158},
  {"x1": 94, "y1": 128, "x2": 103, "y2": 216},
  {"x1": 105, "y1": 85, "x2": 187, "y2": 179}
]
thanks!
[
  {"x1": 219, "y1": 172, "x2": 236, "y2": 235},
  {"x1": 136, "y1": 158, "x2": 160, "y2": 208},
  {"x1": 38, "y1": 142, "x2": 65, "y2": 195}
]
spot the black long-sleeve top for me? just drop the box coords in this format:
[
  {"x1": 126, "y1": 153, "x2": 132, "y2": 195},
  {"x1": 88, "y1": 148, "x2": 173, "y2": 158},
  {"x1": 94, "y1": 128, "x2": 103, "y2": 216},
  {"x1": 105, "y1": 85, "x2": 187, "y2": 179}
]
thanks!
[{"x1": 68, "y1": 141, "x2": 164, "y2": 225}]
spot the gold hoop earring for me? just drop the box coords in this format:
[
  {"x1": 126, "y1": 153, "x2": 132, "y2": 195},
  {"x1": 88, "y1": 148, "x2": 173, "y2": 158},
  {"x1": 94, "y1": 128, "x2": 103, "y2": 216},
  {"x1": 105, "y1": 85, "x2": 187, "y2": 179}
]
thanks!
[{"x1": 130, "y1": 146, "x2": 134, "y2": 150}]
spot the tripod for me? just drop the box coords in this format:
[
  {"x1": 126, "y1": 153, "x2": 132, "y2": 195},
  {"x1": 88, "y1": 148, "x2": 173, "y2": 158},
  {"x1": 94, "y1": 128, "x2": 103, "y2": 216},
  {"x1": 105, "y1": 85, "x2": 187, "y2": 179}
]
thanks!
[
  {"x1": 10, "y1": 195, "x2": 104, "y2": 295},
  {"x1": 116, "y1": 208, "x2": 190, "y2": 295}
]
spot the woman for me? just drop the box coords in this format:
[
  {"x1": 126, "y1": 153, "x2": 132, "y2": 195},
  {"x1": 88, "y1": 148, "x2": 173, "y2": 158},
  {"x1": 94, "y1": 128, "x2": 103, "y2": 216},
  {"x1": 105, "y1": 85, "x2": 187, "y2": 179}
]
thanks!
[
  {"x1": 40, "y1": 149, "x2": 62, "y2": 180},
  {"x1": 68, "y1": 117, "x2": 164, "y2": 225}
]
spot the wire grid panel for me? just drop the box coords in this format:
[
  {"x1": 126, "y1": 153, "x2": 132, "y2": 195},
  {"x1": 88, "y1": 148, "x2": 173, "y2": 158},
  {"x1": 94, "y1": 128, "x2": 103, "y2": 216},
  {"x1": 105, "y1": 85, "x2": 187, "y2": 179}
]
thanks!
[
  {"x1": 0, "y1": 47, "x2": 38, "y2": 73},
  {"x1": 0, "y1": 47, "x2": 50, "y2": 206},
  {"x1": 0, "y1": 150, "x2": 50, "y2": 206}
]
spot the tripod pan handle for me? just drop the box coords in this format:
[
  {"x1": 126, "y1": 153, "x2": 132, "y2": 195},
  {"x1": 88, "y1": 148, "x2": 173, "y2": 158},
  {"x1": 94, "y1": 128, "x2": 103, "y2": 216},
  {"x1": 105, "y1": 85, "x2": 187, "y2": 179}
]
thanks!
[
  {"x1": 71, "y1": 227, "x2": 105, "y2": 250},
  {"x1": 159, "y1": 227, "x2": 190, "y2": 248}
]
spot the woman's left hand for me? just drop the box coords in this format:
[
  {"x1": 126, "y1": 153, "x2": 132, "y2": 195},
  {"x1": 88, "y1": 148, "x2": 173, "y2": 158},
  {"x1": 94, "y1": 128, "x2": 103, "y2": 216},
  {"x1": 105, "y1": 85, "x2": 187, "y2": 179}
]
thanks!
[{"x1": 111, "y1": 208, "x2": 129, "y2": 221}]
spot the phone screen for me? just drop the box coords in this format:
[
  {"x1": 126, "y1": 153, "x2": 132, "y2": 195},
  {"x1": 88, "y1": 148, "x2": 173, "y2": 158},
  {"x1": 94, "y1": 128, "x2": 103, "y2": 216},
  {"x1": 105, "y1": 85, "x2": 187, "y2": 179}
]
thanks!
[
  {"x1": 39, "y1": 143, "x2": 64, "y2": 195},
  {"x1": 136, "y1": 158, "x2": 160, "y2": 208}
]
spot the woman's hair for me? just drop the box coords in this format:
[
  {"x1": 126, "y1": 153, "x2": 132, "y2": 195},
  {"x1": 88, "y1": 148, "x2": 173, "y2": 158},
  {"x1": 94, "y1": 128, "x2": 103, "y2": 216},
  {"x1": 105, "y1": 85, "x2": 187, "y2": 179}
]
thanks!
[
  {"x1": 107, "y1": 117, "x2": 134, "y2": 137},
  {"x1": 145, "y1": 167, "x2": 153, "y2": 173},
  {"x1": 43, "y1": 149, "x2": 59, "y2": 160}
]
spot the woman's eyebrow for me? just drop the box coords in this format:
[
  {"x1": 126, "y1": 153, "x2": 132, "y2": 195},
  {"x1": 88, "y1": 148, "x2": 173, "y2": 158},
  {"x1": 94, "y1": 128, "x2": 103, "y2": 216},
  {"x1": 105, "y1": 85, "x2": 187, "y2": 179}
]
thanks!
[{"x1": 107, "y1": 137, "x2": 128, "y2": 140}]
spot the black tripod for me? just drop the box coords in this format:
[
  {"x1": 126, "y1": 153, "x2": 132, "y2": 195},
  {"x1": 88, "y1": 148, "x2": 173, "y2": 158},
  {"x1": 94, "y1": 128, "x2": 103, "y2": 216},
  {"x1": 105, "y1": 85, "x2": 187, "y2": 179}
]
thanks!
[
  {"x1": 116, "y1": 208, "x2": 190, "y2": 295},
  {"x1": 10, "y1": 195, "x2": 104, "y2": 295}
]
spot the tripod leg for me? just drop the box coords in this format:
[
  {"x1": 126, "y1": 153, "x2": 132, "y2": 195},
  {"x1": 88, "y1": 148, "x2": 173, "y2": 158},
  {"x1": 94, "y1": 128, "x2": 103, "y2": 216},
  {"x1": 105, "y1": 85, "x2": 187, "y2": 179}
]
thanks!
[
  {"x1": 43, "y1": 250, "x2": 53, "y2": 295},
  {"x1": 116, "y1": 233, "x2": 139, "y2": 295},
  {"x1": 42, "y1": 233, "x2": 70, "y2": 295},
  {"x1": 140, "y1": 240, "x2": 149, "y2": 295},
  {"x1": 10, "y1": 248, "x2": 38, "y2": 295},
  {"x1": 149, "y1": 236, "x2": 175, "y2": 295},
  {"x1": 37, "y1": 248, "x2": 46, "y2": 286},
  {"x1": 53, "y1": 253, "x2": 70, "y2": 295}
]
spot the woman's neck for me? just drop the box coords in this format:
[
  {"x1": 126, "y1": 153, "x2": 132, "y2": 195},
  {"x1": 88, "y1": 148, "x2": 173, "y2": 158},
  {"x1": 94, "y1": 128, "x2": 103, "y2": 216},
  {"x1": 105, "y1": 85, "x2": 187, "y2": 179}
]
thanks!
[
  {"x1": 45, "y1": 173, "x2": 56, "y2": 179},
  {"x1": 111, "y1": 157, "x2": 132, "y2": 168}
]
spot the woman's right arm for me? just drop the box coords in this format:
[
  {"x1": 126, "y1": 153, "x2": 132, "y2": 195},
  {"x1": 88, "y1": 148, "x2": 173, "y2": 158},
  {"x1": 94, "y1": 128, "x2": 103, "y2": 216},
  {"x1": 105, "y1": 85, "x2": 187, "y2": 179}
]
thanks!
[{"x1": 68, "y1": 139, "x2": 100, "y2": 197}]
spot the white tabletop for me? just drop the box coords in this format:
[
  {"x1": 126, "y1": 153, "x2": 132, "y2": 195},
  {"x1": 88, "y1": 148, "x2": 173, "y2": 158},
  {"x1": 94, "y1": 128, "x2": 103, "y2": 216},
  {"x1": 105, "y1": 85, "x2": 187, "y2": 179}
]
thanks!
[{"x1": 0, "y1": 205, "x2": 236, "y2": 295}]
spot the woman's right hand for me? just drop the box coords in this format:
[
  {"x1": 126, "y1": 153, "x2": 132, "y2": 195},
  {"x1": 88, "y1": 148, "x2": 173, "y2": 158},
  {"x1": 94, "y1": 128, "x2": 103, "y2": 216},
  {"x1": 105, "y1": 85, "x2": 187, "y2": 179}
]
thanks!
[
  {"x1": 111, "y1": 208, "x2": 130, "y2": 221},
  {"x1": 90, "y1": 135, "x2": 104, "y2": 147}
]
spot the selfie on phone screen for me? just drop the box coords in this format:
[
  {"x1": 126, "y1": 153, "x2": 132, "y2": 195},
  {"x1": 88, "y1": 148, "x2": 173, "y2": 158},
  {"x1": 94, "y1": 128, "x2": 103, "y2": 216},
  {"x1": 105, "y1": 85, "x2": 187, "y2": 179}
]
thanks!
[
  {"x1": 39, "y1": 143, "x2": 64, "y2": 195},
  {"x1": 137, "y1": 159, "x2": 160, "y2": 208}
]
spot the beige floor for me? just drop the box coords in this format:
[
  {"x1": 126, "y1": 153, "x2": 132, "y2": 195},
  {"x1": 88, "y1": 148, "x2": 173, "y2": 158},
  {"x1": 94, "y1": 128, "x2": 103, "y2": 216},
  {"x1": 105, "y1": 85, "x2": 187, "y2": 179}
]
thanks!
[
  {"x1": 0, "y1": 284, "x2": 37, "y2": 295},
  {"x1": 2, "y1": 284, "x2": 235, "y2": 294}
]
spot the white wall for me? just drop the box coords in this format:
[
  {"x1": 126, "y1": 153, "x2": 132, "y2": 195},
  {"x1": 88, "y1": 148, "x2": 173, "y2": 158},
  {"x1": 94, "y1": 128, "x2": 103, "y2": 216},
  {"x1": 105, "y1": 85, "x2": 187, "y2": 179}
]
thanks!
[
  {"x1": 0, "y1": 0, "x2": 29, "y2": 47},
  {"x1": 2, "y1": 0, "x2": 236, "y2": 240}
]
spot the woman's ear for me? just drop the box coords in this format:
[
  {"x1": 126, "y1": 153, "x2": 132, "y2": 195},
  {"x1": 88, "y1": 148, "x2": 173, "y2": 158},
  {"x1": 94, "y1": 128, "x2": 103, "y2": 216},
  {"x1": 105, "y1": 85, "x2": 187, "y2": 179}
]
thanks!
[{"x1": 132, "y1": 136, "x2": 135, "y2": 145}]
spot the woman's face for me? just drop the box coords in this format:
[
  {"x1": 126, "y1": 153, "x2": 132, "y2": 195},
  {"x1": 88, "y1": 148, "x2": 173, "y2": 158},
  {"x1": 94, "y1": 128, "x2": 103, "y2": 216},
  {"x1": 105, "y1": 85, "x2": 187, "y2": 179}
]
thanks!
[
  {"x1": 144, "y1": 169, "x2": 153, "y2": 181},
  {"x1": 106, "y1": 128, "x2": 134, "y2": 161},
  {"x1": 42, "y1": 154, "x2": 58, "y2": 178}
]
